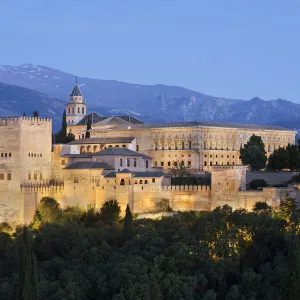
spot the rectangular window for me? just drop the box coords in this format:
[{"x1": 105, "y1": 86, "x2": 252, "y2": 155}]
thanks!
[
  {"x1": 146, "y1": 160, "x2": 149, "y2": 168},
  {"x1": 28, "y1": 173, "x2": 31, "y2": 180},
  {"x1": 154, "y1": 161, "x2": 157, "y2": 167},
  {"x1": 61, "y1": 159, "x2": 65, "y2": 165},
  {"x1": 152, "y1": 178, "x2": 155, "y2": 183},
  {"x1": 204, "y1": 161, "x2": 207, "y2": 166},
  {"x1": 120, "y1": 158, "x2": 123, "y2": 167},
  {"x1": 204, "y1": 141, "x2": 207, "y2": 149},
  {"x1": 134, "y1": 158, "x2": 137, "y2": 167},
  {"x1": 127, "y1": 158, "x2": 130, "y2": 167},
  {"x1": 82, "y1": 134, "x2": 84, "y2": 138},
  {"x1": 175, "y1": 142, "x2": 178, "y2": 150},
  {"x1": 161, "y1": 161, "x2": 164, "y2": 167},
  {"x1": 40, "y1": 173, "x2": 42, "y2": 180},
  {"x1": 7, "y1": 173, "x2": 11, "y2": 180},
  {"x1": 181, "y1": 142, "x2": 185, "y2": 150},
  {"x1": 188, "y1": 161, "x2": 191, "y2": 167},
  {"x1": 0, "y1": 173, "x2": 4, "y2": 180},
  {"x1": 82, "y1": 107, "x2": 84, "y2": 114},
  {"x1": 34, "y1": 173, "x2": 37, "y2": 180},
  {"x1": 136, "y1": 145, "x2": 139, "y2": 151},
  {"x1": 78, "y1": 107, "x2": 80, "y2": 113},
  {"x1": 72, "y1": 107, "x2": 74, "y2": 114},
  {"x1": 188, "y1": 141, "x2": 192, "y2": 150},
  {"x1": 74, "y1": 177, "x2": 79, "y2": 183}
]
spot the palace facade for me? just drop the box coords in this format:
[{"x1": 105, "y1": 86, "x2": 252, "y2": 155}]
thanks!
[{"x1": 0, "y1": 83, "x2": 297, "y2": 226}]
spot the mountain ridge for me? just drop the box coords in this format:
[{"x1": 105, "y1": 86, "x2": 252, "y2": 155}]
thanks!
[{"x1": 0, "y1": 63, "x2": 299, "y2": 130}]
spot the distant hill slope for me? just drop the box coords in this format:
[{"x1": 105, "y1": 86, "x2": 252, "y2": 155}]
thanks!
[
  {"x1": 0, "y1": 82, "x2": 64, "y2": 124},
  {"x1": 0, "y1": 63, "x2": 300, "y2": 129}
]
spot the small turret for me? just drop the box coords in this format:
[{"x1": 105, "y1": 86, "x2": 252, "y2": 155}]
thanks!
[{"x1": 66, "y1": 78, "x2": 87, "y2": 125}]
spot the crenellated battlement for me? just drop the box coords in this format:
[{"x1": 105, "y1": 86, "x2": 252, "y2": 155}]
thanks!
[
  {"x1": 20, "y1": 180, "x2": 64, "y2": 191},
  {"x1": 162, "y1": 185, "x2": 211, "y2": 191},
  {"x1": 0, "y1": 116, "x2": 52, "y2": 126},
  {"x1": 21, "y1": 116, "x2": 52, "y2": 123}
]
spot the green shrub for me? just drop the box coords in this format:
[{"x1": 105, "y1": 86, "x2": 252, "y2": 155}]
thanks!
[{"x1": 249, "y1": 179, "x2": 267, "y2": 189}]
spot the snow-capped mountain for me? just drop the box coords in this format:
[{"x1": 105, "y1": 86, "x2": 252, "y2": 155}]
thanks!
[{"x1": 0, "y1": 63, "x2": 300, "y2": 129}]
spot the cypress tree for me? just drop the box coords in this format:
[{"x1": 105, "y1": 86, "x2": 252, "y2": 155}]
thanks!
[
  {"x1": 85, "y1": 116, "x2": 92, "y2": 138},
  {"x1": 61, "y1": 109, "x2": 67, "y2": 141},
  {"x1": 16, "y1": 226, "x2": 39, "y2": 300},
  {"x1": 123, "y1": 204, "x2": 133, "y2": 241}
]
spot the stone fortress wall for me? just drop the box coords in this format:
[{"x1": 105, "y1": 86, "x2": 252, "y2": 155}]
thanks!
[{"x1": 0, "y1": 116, "x2": 297, "y2": 226}]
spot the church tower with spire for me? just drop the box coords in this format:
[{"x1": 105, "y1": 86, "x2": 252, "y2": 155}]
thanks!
[{"x1": 66, "y1": 79, "x2": 87, "y2": 125}]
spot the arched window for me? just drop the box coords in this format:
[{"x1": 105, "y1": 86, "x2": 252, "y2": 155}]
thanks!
[
  {"x1": 93, "y1": 145, "x2": 98, "y2": 152},
  {"x1": 68, "y1": 107, "x2": 70, "y2": 114},
  {"x1": 135, "y1": 180, "x2": 138, "y2": 184},
  {"x1": 139, "y1": 180, "x2": 143, "y2": 184},
  {"x1": 122, "y1": 145, "x2": 126, "y2": 148},
  {"x1": 120, "y1": 158, "x2": 123, "y2": 167},
  {"x1": 80, "y1": 146, "x2": 85, "y2": 154},
  {"x1": 120, "y1": 178, "x2": 125, "y2": 185},
  {"x1": 144, "y1": 180, "x2": 148, "y2": 184},
  {"x1": 82, "y1": 107, "x2": 84, "y2": 114},
  {"x1": 115, "y1": 145, "x2": 120, "y2": 147},
  {"x1": 87, "y1": 146, "x2": 91, "y2": 153},
  {"x1": 72, "y1": 107, "x2": 74, "y2": 114},
  {"x1": 78, "y1": 107, "x2": 80, "y2": 113},
  {"x1": 134, "y1": 158, "x2": 137, "y2": 167},
  {"x1": 127, "y1": 158, "x2": 130, "y2": 167},
  {"x1": 108, "y1": 145, "x2": 112, "y2": 148}
]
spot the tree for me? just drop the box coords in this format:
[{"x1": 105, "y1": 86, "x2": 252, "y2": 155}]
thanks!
[
  {"x1": 253, "y1": 201, "x2": 272, "y2": 214},
  {"x1": 239, "y1": 135, "x2": 267, "y2": 170},
  {"x1": 100, "y1": 200, "x2": 121, "y2": 225},
  {"x1": 278, "y1": 195, "x2": 297, "y2": 222},
  {"x1": 168, "y1": 159, "x2": 189, "y2": 177},
  {"x1": 85, "y1": 116, "x2": 92, "y2": 138},
  {"x1": 31, "y1": 197, "x2": 62, "y2": 228},
  {"x1": 33, "y1": 111, "x2": 39, "y2": 118},
  {"x1": 286, "y1": 144, "x2": 300, "y2": 170},
  {"x1": 54, "y1": 110, "x2": 75, "y2": 144},
  {"x1": 281, "y1": 228, "x2": 300, "y2": 300},
  {"x1": 268, "y1": 147, "x2": 290, "y2": 170},
  {"x1": 123, "y1": 204, "x2": 133, "y2": 241},
  {"x1": 16, "y1": 226, "x2": 39, "y2": 300}
]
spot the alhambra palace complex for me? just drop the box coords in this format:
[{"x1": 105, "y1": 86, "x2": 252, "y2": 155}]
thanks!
[{"x1": 0, "y1": 84, "x2": 297, "y2": 225}]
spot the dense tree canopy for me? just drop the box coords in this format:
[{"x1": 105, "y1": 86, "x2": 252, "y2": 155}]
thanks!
[
  {"x1": 0, "y1": 197, "x2": 300, "y2": 299},
  {"x1": 240, "y1": 135, "x2": 267, "y2": 170},
  {"x1": 268, "y1": 144, "x2": 300, "y2": 171}
]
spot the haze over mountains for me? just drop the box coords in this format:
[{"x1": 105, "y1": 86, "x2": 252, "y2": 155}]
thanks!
[{"x1": 0, "y1": 63, "x2": 300, "y2": 130}]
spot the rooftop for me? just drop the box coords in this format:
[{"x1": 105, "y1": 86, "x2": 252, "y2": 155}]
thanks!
[
  {"x1": 93, "y1": 147, "x2": 152, "y2": 159},
  {"x1": 76, "y1": 112, "x2": 103, "y2": 126},
  {"x1": 64, "y1": 161, "x2": 114, "y2": 170},
  {"x1": 108, "y1": 121, "x2": 293, "y2": 132},
  {"x1": 104, "y1": 170, "x2": 166, "y2": 178},
  {"x1": 68, "y1": 137, "x2": 135, "y2": 145},
  {"x1": 70, "y1": 84, "x2": 82, "y2": 97}
]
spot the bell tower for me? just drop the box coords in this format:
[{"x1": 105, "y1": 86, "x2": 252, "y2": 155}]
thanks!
[{"x1": 66, "y1": 78, "x2": 87, "y2": 125}]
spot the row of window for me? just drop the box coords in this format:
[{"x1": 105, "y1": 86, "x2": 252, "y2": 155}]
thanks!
[
  {"x1": 203, "y1": 161, "x2": 235, "y2": 166},
  {"x1": 154, "y1": 141, "x2": 192, "y2": 150},
  {"x1": 1, "y1": 153, "x2": 11, "y2": 158},
  {"x1": 120, "y1": 158, "x2": 149, "y2": 168},
  {"x1": 204, "y1": 154, "x2": 235, "y2": 159},
  {"x1": 153, "y1": 161, "x2": 192, "y2": 167},
  {"x1": 119, "y1": 178, "x2": 155, "y2": 185},
  {"x1": 68, "y1": 107, "x2": 85, "y2": 115},
  {"x1": 28, "y1": 173, "x2": 43, "y2": 180},
  {"x1": 28, "y1": 153, "x2": 43, "y2": 158},
  {"x1": 0, "y1": 173, "x2": 11, "y2": 180},
  {"x1": 80, "y1": 144, "x2": 127, "y2": 153}
]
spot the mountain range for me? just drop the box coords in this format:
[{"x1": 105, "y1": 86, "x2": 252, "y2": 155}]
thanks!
[{"x1": 0, "y1": 63, "x2": 299, "y2": 131}]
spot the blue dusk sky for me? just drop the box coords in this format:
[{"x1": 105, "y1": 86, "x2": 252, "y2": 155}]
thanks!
[{"x1": 0, "y1": 0, "x2": 299, "y2": 102}]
